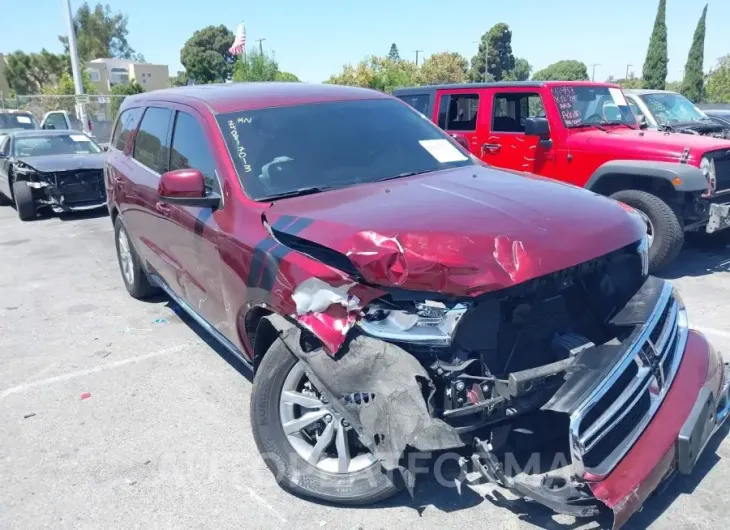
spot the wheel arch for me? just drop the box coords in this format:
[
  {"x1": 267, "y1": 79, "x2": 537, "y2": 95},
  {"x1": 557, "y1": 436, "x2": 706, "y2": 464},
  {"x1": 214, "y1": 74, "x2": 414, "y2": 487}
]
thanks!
[
  {"x1": 239, "y1": 304, "x2": 277, "y2": 373},
  {"x1": 585, "y1": 160, "x2": 707, "y2": 198}
]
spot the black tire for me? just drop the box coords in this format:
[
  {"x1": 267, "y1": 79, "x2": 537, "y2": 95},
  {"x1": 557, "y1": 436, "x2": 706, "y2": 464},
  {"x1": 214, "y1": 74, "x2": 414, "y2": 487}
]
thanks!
[
  {"x1": 611, "y1": 189, "x2": 684, "y2": 273},
  {"x1": 250, "y1": 337, "x2": 401, "y2": 505},
  {"x1": 113, "y1": 216, "x2": 159, "y2": 299},
  {"x1": 12, "y1": 180, "x2": 36, "y2": 221}
]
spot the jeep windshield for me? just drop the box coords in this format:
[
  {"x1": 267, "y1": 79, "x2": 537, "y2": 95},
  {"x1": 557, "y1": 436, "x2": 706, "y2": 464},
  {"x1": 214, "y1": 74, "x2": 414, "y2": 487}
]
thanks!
[
  {"x1": 639, "y1": 92, "x2": 712, "y2": 127},
  {"x1": 552, "y1": 86, "x2": 637, "y2": 129},
  {"x1": 216, "y1": 98, "x2": 475, "y2": 201}
]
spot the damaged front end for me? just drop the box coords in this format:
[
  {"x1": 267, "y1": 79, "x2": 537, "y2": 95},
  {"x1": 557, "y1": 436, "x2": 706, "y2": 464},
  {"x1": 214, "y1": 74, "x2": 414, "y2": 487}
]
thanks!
[
  {"x1": 259, "y1": 227, "x2": 704, "y2": 524},
  {"x1": 13, "y1": 161, "x2": 106, "y2": 212}
]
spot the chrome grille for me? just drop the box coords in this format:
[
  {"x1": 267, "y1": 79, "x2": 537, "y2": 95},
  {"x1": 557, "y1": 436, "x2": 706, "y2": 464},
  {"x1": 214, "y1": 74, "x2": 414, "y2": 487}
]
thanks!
[
  {"x1": 710, "y1": 150, "x2": 730, "y2": 192},
  {"x1": 569, "y1": 280, "x2": 687, "y2": 478}
]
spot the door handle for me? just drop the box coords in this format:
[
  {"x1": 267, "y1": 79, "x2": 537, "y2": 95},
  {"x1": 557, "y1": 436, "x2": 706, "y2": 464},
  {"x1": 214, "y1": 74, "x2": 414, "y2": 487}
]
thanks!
[
  {"x1": 482, "y1": 143, "x2": 501, "y2": 155},
  {"x1": 156, "y1": 201, "x2": 172, "y2": 216}
]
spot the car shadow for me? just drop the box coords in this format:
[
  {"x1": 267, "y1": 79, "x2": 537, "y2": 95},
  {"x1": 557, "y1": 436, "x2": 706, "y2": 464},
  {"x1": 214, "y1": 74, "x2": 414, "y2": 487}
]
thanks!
[
  {"x1": 660, "y1": 233, "x2": 730, "y2": 279},
  {"x1": 57, "y1": 207, "x2": 109, "y2": 222}
]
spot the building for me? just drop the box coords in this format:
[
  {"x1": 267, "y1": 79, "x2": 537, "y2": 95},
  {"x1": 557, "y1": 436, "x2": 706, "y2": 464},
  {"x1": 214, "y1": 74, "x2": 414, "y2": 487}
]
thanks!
[
  {"x1": 86, "y1": 58, "x2": 170, "y2": 93},
  {"x1": 0, "y1": 53, "x2": 11, "y2": 97}
]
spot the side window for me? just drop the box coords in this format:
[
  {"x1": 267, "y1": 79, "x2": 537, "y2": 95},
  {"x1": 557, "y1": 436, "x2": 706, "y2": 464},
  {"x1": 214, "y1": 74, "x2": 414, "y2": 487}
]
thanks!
[
  {"x1": 133, "y1": 107, "x2": 172, "y2": 174},
  {"x1": 437, "y1": 93, "x2": 479, "y2": 131},
  {"x1": 169, "y1": 111, "x2": 220, "y2": 193},
  {"x1": 43, "y1": 113, "x2": 68, "y2": 130},
  {"x1": 0, "y1": 136, "x2": 9, "y2": 156},
  {"x1": 112, "y1": 107, "x2": 143, "y2": 152},
  {"x1": 627, "y1": 98, "x2": 644, "y2": 118},
  {"x1": 396, "y1": 94, "x2": 430, "y2": 115},
  {"x1": 492, "y1": 92, "x2": 545, "y2": 133}
]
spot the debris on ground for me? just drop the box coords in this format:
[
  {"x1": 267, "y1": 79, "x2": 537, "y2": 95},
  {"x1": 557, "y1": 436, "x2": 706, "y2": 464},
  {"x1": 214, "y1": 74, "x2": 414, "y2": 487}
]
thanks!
[
  {"x1": 80, "y1": 392, "x2": 91, "y2": 400},
  {"x1": 152, "y1": 318, "x2": 168, "y2": 325},
  {"x1": 23, "y1": 413, "x2": 36, "y2": 419}
]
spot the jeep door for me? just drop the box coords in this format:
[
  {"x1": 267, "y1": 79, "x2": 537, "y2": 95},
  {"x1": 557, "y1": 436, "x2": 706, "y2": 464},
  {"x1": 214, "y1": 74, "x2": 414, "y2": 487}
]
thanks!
[
  {"x1": 482, "y1": 89, "x2": 556, "y2": 176},
  {"x1": 159, "y1": 105, "x2": 227, "y2": 333},
  {"x1": 433, "y1": 89, "x2": 487, "y2": 157}
]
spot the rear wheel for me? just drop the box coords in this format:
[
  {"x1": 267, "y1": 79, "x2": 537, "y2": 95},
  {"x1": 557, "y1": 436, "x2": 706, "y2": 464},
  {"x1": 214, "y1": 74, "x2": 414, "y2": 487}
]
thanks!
[
  {"x1": 251, "y1": 337, "x2": 401, "y2": 504},
  {"x1": 114, "y1": 216, "x2": 159, "y2": 299},
  {"x1": 611, "y1": 189, "x2": 684, "y2": 273},
  {"x1": 12, "y1": 180, "x2": 36, "y2": 221}
]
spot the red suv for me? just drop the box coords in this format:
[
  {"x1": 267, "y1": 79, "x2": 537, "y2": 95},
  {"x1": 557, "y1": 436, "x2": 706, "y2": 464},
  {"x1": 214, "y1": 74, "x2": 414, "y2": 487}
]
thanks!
[{"x1": 105, "y1": 83, "x2": 729, "y2": 528}]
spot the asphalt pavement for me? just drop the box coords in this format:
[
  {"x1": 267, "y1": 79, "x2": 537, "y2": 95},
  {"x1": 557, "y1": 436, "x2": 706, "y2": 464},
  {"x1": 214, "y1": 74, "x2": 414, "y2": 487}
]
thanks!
[{"x1": 1, "y1": 205, "x2": 730, "y2": 529}]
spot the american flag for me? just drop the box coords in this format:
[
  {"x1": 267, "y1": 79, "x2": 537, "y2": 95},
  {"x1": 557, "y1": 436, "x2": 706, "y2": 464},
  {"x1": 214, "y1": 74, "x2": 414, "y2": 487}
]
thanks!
[{"x1": 229, "y1": 23, "x2": 246, "y2": 56}]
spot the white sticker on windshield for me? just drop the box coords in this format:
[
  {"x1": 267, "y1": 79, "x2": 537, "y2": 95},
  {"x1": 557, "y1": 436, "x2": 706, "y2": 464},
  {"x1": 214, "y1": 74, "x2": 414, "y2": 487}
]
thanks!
[
  {"x1": 16, "y1": 116, "x2": 31, "y2": 124},
  {"x1": 608, "y1": 88, "x2": 628, "y2": 106},
  {"x1": 419, "y1": 139, "x2": 468, "y2": 163},
  {"x1": 70, "y1": 134, "x2": 90, "y2": 142}
]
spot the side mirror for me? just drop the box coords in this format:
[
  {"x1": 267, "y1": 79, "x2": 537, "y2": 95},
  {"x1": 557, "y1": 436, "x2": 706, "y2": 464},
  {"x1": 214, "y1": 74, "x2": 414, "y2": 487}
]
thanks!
[
  {"x1": 524, "y1": 117, "x2": 550, "y2": 137},
  {"x1": 638, "y1": 115, "x2": 648, "y2": 129},
  {"x1": 158, "y1": 168, "x2": 221, "y2": 208}
]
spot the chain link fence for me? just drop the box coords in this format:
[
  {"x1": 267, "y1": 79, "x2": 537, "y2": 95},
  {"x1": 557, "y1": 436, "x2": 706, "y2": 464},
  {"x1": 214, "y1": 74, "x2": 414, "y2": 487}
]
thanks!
[{"x1": 0, "y1": 94, "x2": 127, "y2": 145}]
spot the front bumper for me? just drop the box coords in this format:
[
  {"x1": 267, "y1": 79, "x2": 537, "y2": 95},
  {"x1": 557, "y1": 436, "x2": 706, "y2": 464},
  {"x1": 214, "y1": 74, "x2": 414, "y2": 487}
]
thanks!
[
  {"x1": 706, "y1": 202, "x2": 730, "y2": 233},
  {"x1": 588, "y1": 330, "x2": 729, "y2": 528}
]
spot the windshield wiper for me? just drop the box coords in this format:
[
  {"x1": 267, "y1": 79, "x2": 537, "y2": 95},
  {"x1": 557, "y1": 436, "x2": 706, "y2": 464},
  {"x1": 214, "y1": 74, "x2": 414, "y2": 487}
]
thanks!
[
  {"x1": 258, "y1": 186, "x2": 333, "y2": 201},
  {"x1": 374, "y1": 170, "x2": 434, "y2": 182},
  {"x1": 599, "y1": 121, "x2": 635, "y2": 129}
]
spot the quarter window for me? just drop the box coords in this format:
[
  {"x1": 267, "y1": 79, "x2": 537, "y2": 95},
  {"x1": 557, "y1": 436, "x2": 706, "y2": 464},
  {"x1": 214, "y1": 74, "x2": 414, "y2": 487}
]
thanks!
[
  {"x1": 132, "y1": 107, "x2": 172, "y2": 174},
  {"x1": 112, "y1": 107, "x2": 143, "y2": 153},
  {"x1": 437, "y1": 93, "x2": 479, "y2": 131},
  {"x1": 396, "y1": 94, "x2": 430, "y2": 115},
  {"x1": 169, "y1": 111, "x2": 220, "y2": 193}
]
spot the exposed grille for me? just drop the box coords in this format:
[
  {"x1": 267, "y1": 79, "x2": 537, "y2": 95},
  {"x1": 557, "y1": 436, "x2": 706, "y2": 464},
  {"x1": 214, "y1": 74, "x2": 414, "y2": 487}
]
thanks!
[
  {"x1": 569, "y1": 280, "x2": 687, "y2": 478},
  {"x1": 710, "y1": 150, "x2": 730, "y2": 192},
  {"x1": 53, "y1": 169, "x2": 105, "y2": 204}
]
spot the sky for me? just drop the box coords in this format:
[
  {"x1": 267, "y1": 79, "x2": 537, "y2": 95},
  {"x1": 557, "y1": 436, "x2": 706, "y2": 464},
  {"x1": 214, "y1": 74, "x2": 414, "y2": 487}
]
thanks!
[{"x1": 0, "y1": 0, "x2": 725, "y2": 84}]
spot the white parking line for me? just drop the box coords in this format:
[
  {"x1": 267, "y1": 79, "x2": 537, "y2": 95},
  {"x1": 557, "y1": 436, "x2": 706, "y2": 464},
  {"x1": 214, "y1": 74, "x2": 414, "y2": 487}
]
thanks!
[
  {"x1": 695, "y1": 326, "x2": 730, "y2": 340},
  {"x1": 246, "y1": 487, "x2": 288, "y2": 523},
  {"x1": 0, "y1": 342, "x2": 195, "y2": 399}
]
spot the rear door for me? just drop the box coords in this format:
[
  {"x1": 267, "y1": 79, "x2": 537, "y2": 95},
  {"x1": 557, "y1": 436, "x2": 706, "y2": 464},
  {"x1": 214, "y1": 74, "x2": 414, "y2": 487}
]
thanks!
[
  {"x1": 433, "y1": 89, "x2": 486, "y2": 156},
  {"x1": 0, "y1": 136, "x2": 11, "y2": 198},
  {"x1": 482, "y1": 89, "x2": 555, "y2": 175}
]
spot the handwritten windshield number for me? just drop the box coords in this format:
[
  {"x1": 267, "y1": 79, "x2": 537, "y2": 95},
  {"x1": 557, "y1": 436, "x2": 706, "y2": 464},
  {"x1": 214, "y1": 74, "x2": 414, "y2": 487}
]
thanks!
[{"x1": 228, "y1": 119, "x2": 252, "y2": 173}]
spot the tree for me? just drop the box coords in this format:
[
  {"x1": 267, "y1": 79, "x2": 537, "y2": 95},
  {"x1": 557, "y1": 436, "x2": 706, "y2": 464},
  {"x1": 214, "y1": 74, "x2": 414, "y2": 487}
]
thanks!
[
  {"x1": 469, "y1": 23, "x2": 516, "y2": 82},
  {"x1": 180, "y1": 25, "x2": 236, "y2": 84},
  {"x1": 232, "y1": 50, "x2": 279, "y2": 82},
  {"x1": 3, "y1": 50, "x2": 68, "y2": 95},
  {"x1": 680, "y1": 4, "x2": 708, "y2": 103},
  {"x1": 417, "y1": 52, "x2": 468, "y2": 85},
  {"x1": 169, "y1": 71, "x2": 190, "y2": 87},
  {"x1": 504, "y1": 57, "x2": 531, "y2": 81},
  {"x1": 388, "y1": 43, "x2": 400, "y2": 62},
  {"x1": 532, "y1": 60, "x2": 589, "y2": 81},
  {"x1": 326, "y1": 56, "x2": 417, "y2": 92},
  {"x1": 666, "y1": 80, "x2": 682, "y2": 92},
  {"x1": 59, "y1": 3, "x2": 143, "y2": 62},
  {"x1": 705, "y1": 56, "x2": 730, "y2": 103},
  {"x1": 642, "y1": 0, "x2": 668, "y2": 90},
  {"x1": 606, "y1": 74, "x2": 644, "y2": 89},
  {"x1": 275, "y1": 71, "x2": 300, "y2": 82},
  {"x1": 109, "y1": 80, "x2": 144, "y2": 117}
]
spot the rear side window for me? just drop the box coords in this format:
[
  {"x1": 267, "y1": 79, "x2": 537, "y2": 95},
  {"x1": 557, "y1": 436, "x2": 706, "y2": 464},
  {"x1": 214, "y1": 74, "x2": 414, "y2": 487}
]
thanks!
[
  {"x1": 112, "y1": 107, "x2": 143, "y2": 152},
  {"x1": 133, "y1": 107, "x2": 172, "y2": 174},
  {"x1": 396, "y1": 94, "x2": 430, "y2": 115},
  {"x1": 169, "y1": 111, "x2": 220, "y2": 193},
  {"x1": 437, "y1": 93, "x2": 479, "y2": 131}
]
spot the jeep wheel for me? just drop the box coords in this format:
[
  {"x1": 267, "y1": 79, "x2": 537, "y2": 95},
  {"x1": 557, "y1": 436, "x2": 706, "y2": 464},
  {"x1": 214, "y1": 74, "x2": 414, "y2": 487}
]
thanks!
[
  {"x1": 251, "y1": 337, "x2": 401, "y2": 505},
  {"x1": 114, "y1": 216, "x2": 159, "y2": 299},
  {"x1": 611, "y1": 190, "x2": 684, "y2": 272},
  {"x1": 12, "y1": 180, "x2": 36, "y2": 221}
]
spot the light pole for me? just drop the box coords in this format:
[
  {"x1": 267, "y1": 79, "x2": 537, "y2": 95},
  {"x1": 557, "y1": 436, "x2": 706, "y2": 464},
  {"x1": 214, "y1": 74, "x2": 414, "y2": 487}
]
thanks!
[
  {"x1": 63, "y1": 0, "x2": 89, "y2": 133},
  {"x1": 625, "y1": 64, "x2": 633, "y2": 80},
  {"x1": 590, "y1": 63, "x2": 600, "y2": 82},
  {"x1": 256, "y1": 38, "x2": 266, "y2": 55},
  {"x1": 414, "y1": 49, "x2": 423, "y2": 66}
]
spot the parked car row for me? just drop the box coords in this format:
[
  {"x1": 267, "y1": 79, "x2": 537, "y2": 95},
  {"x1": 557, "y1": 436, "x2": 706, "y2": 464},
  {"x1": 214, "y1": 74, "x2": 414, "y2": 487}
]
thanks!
[{"x1": 3, "y1": 82, "x2": 730, "y2": 529}]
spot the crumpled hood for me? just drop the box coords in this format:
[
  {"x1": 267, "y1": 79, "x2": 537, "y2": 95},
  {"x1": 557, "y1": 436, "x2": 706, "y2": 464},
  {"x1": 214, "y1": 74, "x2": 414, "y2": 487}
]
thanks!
[
  {"x1": 266, "y1": 165, "x2": 645, "y2": 296},
  {"x1": 16, "y1": 153, "x2": 105, "y2": 172},
  {"x1": 568, "y1": 127, "x2": 730, "y2": 163}
]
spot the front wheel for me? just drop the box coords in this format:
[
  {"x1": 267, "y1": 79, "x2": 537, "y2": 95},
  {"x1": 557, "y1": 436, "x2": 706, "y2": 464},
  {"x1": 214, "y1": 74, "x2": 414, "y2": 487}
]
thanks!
[
  {"x1": 611, "y1": 189, "x2": 684, "y2": 273},
  {"x1": 12, "y1": 180, "x2": 36, "y2": 221},
  {"x1": 250, "y1": 337, "x2": 401, "y2": 504}
]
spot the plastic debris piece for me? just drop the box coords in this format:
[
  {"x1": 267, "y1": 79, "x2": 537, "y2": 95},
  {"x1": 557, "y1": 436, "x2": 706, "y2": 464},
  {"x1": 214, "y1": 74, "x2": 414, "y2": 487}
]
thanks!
[
  {"x1": 80, "y1": 392, "x2": 91, "y2": 400},
  {"x1": 152, "y1": 318, "x2": 168, "y2": 324},
  {"x1": 23, "y1": 413, "x2": 36, "y2": 419}
]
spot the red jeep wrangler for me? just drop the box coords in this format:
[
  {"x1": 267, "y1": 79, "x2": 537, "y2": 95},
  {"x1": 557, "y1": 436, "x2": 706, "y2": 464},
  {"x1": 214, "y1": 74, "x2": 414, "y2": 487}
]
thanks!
[{"x1": 393, "y1": 81, "x2": 730, "y2": 272}]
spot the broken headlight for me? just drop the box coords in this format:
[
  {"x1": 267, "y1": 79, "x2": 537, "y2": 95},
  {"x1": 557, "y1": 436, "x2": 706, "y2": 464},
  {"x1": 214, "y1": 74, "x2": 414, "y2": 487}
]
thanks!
[
  {"x1": 13, "y1": 161, "x2": 35, "y2": 174},
  {"x1": 358, "y1": 300, "x2": 468, "y2": 346},
  {"x1": 700, "y1": 156, "x2": 717, "y2": 194}
]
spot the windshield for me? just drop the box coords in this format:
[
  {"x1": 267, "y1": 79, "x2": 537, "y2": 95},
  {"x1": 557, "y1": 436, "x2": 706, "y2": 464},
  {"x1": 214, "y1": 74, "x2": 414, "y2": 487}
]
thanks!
[
  {"x1": 13, "y1": 134, "x2": 102, "y2": 157},
  {"x1": 216, "y1": 98, "x2": 475, "y2": 201},
  {"x1": 639, "y1": 93, "x2": 710, "y2": 126},
  {"x1": 552, "y1": 86, "x2": 636, "y2": 128},
  {"x1": 0, "y1": 113, "x2": 38, "y2": 131}
]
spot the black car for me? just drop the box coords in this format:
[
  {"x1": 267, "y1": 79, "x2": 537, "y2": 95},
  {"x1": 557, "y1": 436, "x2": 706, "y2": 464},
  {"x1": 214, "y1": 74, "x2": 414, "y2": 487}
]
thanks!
[
  {"x1": 0, "y1": 129, "x2": 107, "y2": 221},
  {"x1": 700, "y1": 107, "x2": 730, "y2": 129}
]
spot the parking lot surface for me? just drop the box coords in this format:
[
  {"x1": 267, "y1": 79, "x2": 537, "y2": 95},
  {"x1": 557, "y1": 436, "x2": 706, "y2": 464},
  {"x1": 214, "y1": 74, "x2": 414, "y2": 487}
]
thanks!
[{"x1": 2, "y1": 205, "x2": 730, "y2": 530}]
